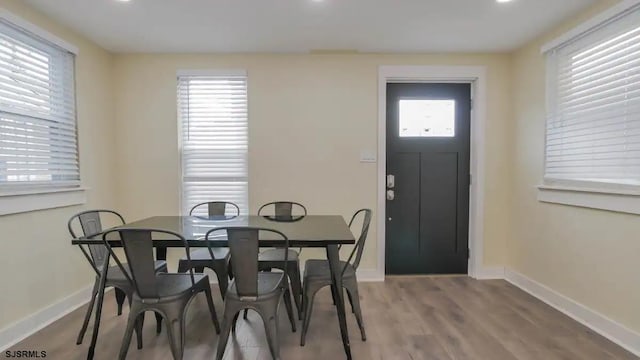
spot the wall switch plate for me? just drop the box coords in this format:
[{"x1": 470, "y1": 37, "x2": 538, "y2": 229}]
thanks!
[{"x1": 360, "y1": 150, "x2": 377, "y2": 163}]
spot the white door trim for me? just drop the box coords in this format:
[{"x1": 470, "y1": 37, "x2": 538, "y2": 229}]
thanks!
[{"x1": 377, "y1": 65, "x2": 487, "y2": 279}]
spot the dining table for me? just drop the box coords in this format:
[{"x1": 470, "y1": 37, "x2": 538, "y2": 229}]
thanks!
[{"x1": 72, "y1": 214, "x2": 357, "y2": 360}]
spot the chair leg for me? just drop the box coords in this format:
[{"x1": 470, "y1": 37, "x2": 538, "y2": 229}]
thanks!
[
  {"x1": 346, "y1": 290, "x2": 355, "y2": 314},
  {"x1": 330, "y1": 285, "x2": 337, "y2": 306},
  {"x1": 204, "y1": 287, "x2": 221, "y2": 334},
  {"x1": 346, "y1": 283, "x2": 366, "y2": 341},
  {"x1": 227, "y1": 259, "x2": 234, "y2": 280},
  {"x1": 300, "y1": 288, "x2": 318, "y2": 346},
  {"x1": 231, "y1": 312, "x2": 240, "y2": 335},
  {"x1": 283, "y1": 288, "x2": 297, "y2": 332},
  {"x1": 165, "y1": 315, "x2": 186, "y2": 360},
  {"x1": 134, "y1": 312, "x2": 145, "y2": 350},
  {"x1": 118, "y1": 306, "x2": 140, "y2": 360},
  {"x1": 213, "y1": 265, "x2": 229, "y2": 299},
  {"x1": 257, "y1": 303, "x2": 281, "y2": 360},
  {"x1": 288, "y1": 261, "x2": 303, "y2": 319},
  {"x1": 115, "y1": 288, "x2": 127, "y2": 316},
  {"x1": 215, "y1": 306, "x2": 236, "y2": 360},
  {"x1": 177, "y1": 260, "x2": 189, "y2": 273},
  {"x1": 76, "y1": 279, "x2": 99, "y2": 345},
  {"x1": 154, "y1": 312, "x2": 163, "y2": 334}
]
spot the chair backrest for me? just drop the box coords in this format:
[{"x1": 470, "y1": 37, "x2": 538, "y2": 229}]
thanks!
[
  {"x1": 346, "y1": 209, "x2": 372, "y2": 271},
  {"x1": 68, "y1": 210, "x2": 125, "y2": 273},
  {"x1": 101, "y1": 228, "x2": 193, "y2": 299},
  {"x1": 206, "y1": 227, "x2": 288, "y2": 300},
  {"x1": 189, "y1": 201, "x2": 240, "y2": 217},
  {"x1": 258, "y1": 201, "x2": 307, "y2": 220}
]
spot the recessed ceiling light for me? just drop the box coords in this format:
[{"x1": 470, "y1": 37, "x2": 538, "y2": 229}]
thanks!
[
  {"x1": 116, "y1": 0, "x2": 131, "y2": 2},
  {"x1": 497, "y1": 0, "x2": 514, "y2": 2}
]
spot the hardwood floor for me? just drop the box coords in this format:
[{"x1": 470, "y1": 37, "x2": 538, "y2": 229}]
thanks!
[{"x1": 7, "y1": 276, "x2": 637, "y2": 359}]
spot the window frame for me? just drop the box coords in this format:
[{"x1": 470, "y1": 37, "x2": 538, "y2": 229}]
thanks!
[
  {"x1": 539, "y1": 0, "x2": 640, "y2": 214},
  {"x1": 0, "y1": 9, "x2": 85, "y2": 215}
]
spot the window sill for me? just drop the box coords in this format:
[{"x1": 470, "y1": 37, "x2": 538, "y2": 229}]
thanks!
[
  {"x1": 537, "y1": 185, "x2": 640, "y2": 215},
  {"x1": 0, "y1": 187, "x2": 87, "y2": 216}
]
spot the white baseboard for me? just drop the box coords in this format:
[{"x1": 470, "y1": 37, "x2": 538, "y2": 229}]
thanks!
[
  {"x1": 505, "y1": 269, "x2": 640, "y2": 357},
  {"x1": 356, "y1": 269, "x2": 385, "y2": 282},
  {"x1": 473, "y1": 266, "x2": 505, "y2": 279},
  {"x1": 0, "y1": 284, "x2": 96, "y2": 352},
  {"x1": 361, "y1": 266, "x2": 506, "y2": 281}
]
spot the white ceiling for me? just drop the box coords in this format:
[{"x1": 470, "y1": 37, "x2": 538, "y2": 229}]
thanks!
[{"x1": 24, "y1": 0, "x2": 597, "y2": 53}]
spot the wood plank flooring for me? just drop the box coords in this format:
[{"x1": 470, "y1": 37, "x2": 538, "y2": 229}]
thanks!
[{"x1": 7, "y1": 276, "x2": 637, "y2": 359}]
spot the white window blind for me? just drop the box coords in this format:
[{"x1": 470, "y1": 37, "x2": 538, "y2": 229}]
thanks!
[
  {"x1": 178, "y1": 72, "x2": 248, "y2": 215},
  {"x1": 545, "y1": 5, "x2": 640, "y2": 190},
  {"x1": 0, "y1": 19, "x2": 77, "y2": 191}
]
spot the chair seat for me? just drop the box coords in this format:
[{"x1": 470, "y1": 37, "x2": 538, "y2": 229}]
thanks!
[
  {"x1": 258, "y1": 248, "x2": 299, "y2": 263},
  {"x1": 106, "y1": 260, "x2": 167, "y2": 281},
  {"x1": 154, "y1": 273, "x2": 209, "y2": 298},
  {"x1": 185, "y1": 248, "x2": 230, "y2": 261},
  {"x1": 227, "y1": 272, "x2": 285, "y2": 300},
  {"x1": 304, "y1": 259, "x2": 356, "y2": 280}
]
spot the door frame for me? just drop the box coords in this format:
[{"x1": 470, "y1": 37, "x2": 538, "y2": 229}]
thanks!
[{"x1": 377, "y1": 65, "x2": 487, "y2": 280}]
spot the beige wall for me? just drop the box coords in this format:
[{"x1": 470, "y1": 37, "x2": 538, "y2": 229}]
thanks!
[
  {"x1": 0, "y1": 1, "x2": 116, "y2": 329},
  {"x1": 112, "y1": 53, "x2": 512, "y2": 270},
  {"x1": 510, "y1": 0, "x2": 640, "y2": 333}
]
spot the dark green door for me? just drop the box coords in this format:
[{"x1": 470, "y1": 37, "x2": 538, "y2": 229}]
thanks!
[{"x1": 385, "y1": 83, "x2": 471, "y2": 275}]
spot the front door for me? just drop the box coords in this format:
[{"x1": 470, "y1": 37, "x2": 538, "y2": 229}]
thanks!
[{"x1": 385, "y1": 83, "x2": 471, "y2": 275}]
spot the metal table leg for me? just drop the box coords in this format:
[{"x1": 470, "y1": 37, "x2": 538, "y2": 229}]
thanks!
[
  {"x1": 326, "y1": 245, "x2": 352, "y2": 360},
  {"x1": 86, "y1": 263, "x2": 108, "y2": 360},
  {"x1": 156, "y1": 246, "x2": 167, "y2": 261}
]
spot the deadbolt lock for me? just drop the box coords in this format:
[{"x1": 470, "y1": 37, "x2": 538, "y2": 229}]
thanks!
[{"x1": 386, "y1": 174, "x2": 395, "y2": 188}]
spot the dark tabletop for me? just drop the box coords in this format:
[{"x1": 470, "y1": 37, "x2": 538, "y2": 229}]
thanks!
[{"x1": 71, "y1": 215, "x2": 355, "y2": 248}]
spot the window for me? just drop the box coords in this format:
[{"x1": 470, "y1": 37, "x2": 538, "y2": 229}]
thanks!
[
  {"x1": 177, "y1": 71, "x2": 248, "y2": 215},
  {"x1": 544, "y1": 4, "x2": 640, "y2": 192},
  {"x1": 399, "y1": 99, "x2": 456, "y2": 137},
  {"x1": 0, "y1": 17, "x2": 78, "y2": 193}
]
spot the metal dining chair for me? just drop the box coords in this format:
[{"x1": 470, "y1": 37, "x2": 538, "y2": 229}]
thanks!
[
  {"x1": 299, "y1": 208, "x2": 372, "y2": 346},
  {"x1": 254, "y1": 201, "x2": 306, "y2": 319},
  {"x1": 68, "y1": 210, "x2": 168, "y2": 346},
  {"x1": 101, "y1": 228, "x2": 220, "y2": 360},
  {"x1": 210, "y1": 227, "x2": 297, "y2": 360},
  {"x1": 177, "y1": 201, "x2": 238, "y2": 298}
]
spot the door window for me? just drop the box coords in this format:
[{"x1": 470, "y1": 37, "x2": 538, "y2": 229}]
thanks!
[{"x1": 398, "y1": 99, "x2": 455, "y2": 137}]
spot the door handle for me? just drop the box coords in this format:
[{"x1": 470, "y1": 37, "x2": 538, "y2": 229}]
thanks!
[
  {"x1": 386, "y1": 189, "x2": 395, "y2": 201},
  {"x1": 387, "y1": 174, "x2": 395, "y2": 188}
]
